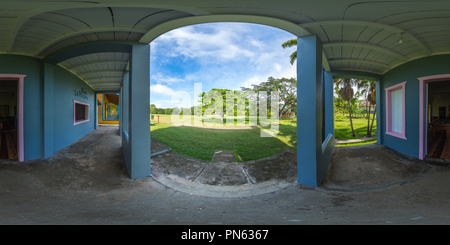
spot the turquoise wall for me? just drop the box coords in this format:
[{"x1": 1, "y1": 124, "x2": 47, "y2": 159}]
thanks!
[
  {"x1": 0, "y1": 55, "x2": 43, "y2": 160},
  {"x1": 0, "y1": 54, "x2": 94, "y2": 161},
  {"x1": 380, "y1": 54, "x2": 450, "y2": 158},
  {"x1": 53, "y1": 65, "x2": 95, "y2": 152}
]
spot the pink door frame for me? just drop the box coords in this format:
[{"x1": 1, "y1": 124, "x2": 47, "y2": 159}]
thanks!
[
  {"x1": 418, "y1": 74, "x2": 450, "y2": 160},
  {"x1": 0, "y1": 74, "x2": 25, "y2": 162}
]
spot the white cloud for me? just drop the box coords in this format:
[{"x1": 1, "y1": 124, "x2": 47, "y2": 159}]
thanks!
[
  {"x1": 150, "y1": 22, "x2": 298, "y2": 108},
  {"x1": 154, "y1": 24, "x2": 256, "y2": 61},
  {"x1": 273, "y1": 63, "x2": 282, "y2": 72},
  {"x1": 152, "y1": 73, "x2": 184, "y2": 84},
  {"x1": 239, "y1": 75, "x2": 265, "y2": 90},
  {"x1": 150, "y1": 84, "x2": 175, "y2": 95}
]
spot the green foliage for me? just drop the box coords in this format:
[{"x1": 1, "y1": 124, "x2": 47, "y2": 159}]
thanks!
[
  {"x1": 150, "y1": 115, "x2": 297, "y2": 161},
  {"x1": 334, "y1": 115, "x2": 377, "y2": 140},
  {"x1": 281, "y1": 39, "x2": 297, "y2": 65},
  {"x1": 242, "y1": 76, "x2": 297, "y2": 118}
]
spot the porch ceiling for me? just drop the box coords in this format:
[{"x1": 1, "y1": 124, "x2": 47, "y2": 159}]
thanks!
[{"x1": 1, "y1": 0, "x2": 449, "y2": 91}]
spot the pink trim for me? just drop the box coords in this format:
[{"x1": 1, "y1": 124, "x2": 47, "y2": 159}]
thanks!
[
  {"x1": 0, "y1": 74, "x2": 26, "y2": 162},
  {"x1": 418, "y1": 74, "x2": 450, "y2": 160},
  {"x1": 73, "y1": 100, "x2": 90, "y2": 125},
  {"x1": 385, "y1": 81, "x2": 407, "y2": 140}
]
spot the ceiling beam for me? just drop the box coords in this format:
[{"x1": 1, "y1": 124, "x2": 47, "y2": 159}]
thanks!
[
  {"x1": 328, "y1": 59, "x2": 391, "y2": 69},
  {"x1": 66, "y1": 60, "x2": 128, "y2": 70},
  {"x1": 77, "y1": 70, "x2": 124, "y2": 77},
  {"x1": 89, "y1": 83, "x2": 121, "y2": 86},
  {"x1": 35, "y1": 28, "x2": 147, "y2": 57},
  {"x1": 322, "y1": 51, "x2": 330, "y2": 72},
  {"x1": 8, "y1": 3, "x2": 209, "y2": 53},
  {"x1": 84, "y1": 77, "x2": 123, "y2": 83},
  {"x1": 139, "y1": 14, "x2": 311, "y2": 44},
  {"x1": 324, "y1": 42, "x2": 408, "y2": 61},
  {"x1": 301, "y1": 20, "x2": 431, "y2": 56},
  {"x1": 331, "y1": 67, "x2": 383, "y2": 75}
]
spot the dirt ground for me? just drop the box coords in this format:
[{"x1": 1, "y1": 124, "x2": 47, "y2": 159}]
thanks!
[{"x1": 0, "y1": 126, "x2": 449, "y2": 225}]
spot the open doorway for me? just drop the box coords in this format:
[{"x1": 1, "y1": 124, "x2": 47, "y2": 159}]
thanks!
[
  {"x1": 0, "y1": 80, "x2": 18, "y2": 160},
  {"x1": 97, "y1": 93, "x2": 119, "y2": 125},
  {"x1": 426, "y1": 80, "x2": 450, "y2": 159}
]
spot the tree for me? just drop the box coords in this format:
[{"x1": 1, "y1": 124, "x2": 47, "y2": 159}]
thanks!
[
  {"x1": 150, "y1": 104, "x2": 156, "y2": 114},
  {"x1": 334, "y1": 78, "x2": 360, "y2": 137},
  {"x1": 367, "y1": 80, "x2": 376, "y2": 137},
  {"x1": 281, "y1": 39, "x2": 297, "y2": 65},
  {"x1": 199, "y1": 88, "x2": 229, "y2": 121},
  {"x1": 245, "y1": 77, "x2": 297, "y2": 118}
]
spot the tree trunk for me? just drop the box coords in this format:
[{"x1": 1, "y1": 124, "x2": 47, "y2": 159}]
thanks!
[
  {"x1": 367, "y1": 102, "x2": 370, "y2": 135},
  {"x1": 347, "y1": 101, "x2": 355, "y2": 137},
  {"x1": 369, "y1": 106, "x2": 376, "y2": 137}
]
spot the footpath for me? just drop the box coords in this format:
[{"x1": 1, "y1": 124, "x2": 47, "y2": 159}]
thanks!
[{"x1": 335, "y1": 136, "x2": 377, "y2": 144}]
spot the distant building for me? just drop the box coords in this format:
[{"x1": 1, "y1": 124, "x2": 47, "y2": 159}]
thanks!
[{"x1": 359, "y1": 100, "x2": 376, "y2": 114}]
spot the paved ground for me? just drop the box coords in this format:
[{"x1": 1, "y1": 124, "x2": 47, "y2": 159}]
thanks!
[
  {"x1": 0, "y1": 125, "x2": 449, "y2": 225},
  {"x1": 335, "y1": 136, "x2": 377, "y2": 144}
]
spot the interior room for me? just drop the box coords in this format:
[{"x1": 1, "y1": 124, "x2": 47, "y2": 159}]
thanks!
[
  {"x1": 427, "y1": 80, "x2": 450, "y2": 159},
  {"x1": 0, "y1": 80, "x2": 18, "y2": 160}
]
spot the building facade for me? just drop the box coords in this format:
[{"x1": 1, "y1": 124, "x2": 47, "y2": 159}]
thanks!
[{"x1": 1, "y1": 1, "x2": 449, "y2": 187}]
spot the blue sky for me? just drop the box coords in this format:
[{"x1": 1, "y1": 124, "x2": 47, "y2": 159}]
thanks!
[{"x1": 149, "y1": 22, "x2": 297, "y2": 108}]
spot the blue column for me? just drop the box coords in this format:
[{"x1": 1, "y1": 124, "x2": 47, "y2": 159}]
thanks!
[
  {"x1": 119, "y1": 85, "x2": 123, "y2": 137},
  {"x1": 94, "y1": 92, "x2": 98, "y2": 129},
  {"x1": 296, "y1": 35, "x2": 334, "y2": 187},
  {"x1": 42, "y1": 62, "x2": 54, "y2": 158},
  {"x1": 126, "y1": 44, "x2": 151, "y2": 179},
  {"x1": 122, "y1": 71, "x2": 130, "y2": 167},
  {"x1": 376, "y1": 80, "x2": 381, "y2": 145}
]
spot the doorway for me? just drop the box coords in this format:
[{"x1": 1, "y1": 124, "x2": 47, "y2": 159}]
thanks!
[
  {"x1": 426, "y1": 81, "x2": 450, "y2": 159},
  {"x1": 0, "y1": 75, "x2": 25, "y2": 162},
  {"x1": 419, "y1": 74, "x2": 450, "y2": 160},
  {"x1": 0, "y1": 80, "x2": 17, "y2": 160}
]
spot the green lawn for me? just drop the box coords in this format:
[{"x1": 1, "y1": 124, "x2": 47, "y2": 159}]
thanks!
[
  {"x1": 334, "y1": 115, "x2": 376, "y2": 141},
  {"x1": 150, "y1": 114, "x2": 376, "y2": 161},
  {"x1": 150, "y1": 115, "x2": 296, "y2": 162}
]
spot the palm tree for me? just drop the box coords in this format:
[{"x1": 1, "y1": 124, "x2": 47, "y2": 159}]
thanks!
[
  {"x1": 367, "y1": 81, "x2": 376, "y2": 137},
  {"x1": 334, "y1": 78, "x2": 360, "y2": 137},
  {"x1": 281, "y1": 39, "x2": 297, "y2": 65}
]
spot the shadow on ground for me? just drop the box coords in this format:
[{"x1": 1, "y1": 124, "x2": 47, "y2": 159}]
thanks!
[
  {"x1": 0, "y1": 126, "x2": 437, "y2": 196},
  {"x1": 321, "y1": 144, "x2": 433, "y2": 191}
]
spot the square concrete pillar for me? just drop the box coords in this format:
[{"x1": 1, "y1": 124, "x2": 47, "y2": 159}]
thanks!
[
  {"x1": 124, "y1": 44, "x2": 151, "y2": 179},
  {"x1": 296, "y1": 35, "x2": 334, "y2": 187}
]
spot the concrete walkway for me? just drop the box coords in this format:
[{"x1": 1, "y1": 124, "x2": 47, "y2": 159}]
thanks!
[
  {"x1": 335, "y1": 136, "x2": 377, "y2": 144},
  {"x1": 0, "y1": 126, "x2": 449, "y2": 225}
]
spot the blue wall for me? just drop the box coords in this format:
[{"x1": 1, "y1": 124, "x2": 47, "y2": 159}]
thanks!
[
  {"x1": 53, "y1": 65, "x2": 95, "y2": 152},
  {"x1": 380, "y1": 54, "x2": 450, "y2": 158},
  {"x1": 0, "y1": 54, "x2": 95, "y2": 161}
]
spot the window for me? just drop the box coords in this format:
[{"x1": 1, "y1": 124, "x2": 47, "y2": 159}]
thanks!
[
  {"x1": 385, "y1": 81, "x2": 407, "y2": 139},
  {"x1": 73, "y1": 100, "x2": 90, "y2": 125}
]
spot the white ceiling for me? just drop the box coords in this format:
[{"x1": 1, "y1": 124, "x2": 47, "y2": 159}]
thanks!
[{"x1": 1, "y1": 0, "x2": 449, "y2": 92}]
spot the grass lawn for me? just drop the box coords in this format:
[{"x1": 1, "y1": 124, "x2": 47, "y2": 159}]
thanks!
[
  {"x1": 149, "y1": 114, "x2": 376, "y2": 161},
  {"x1": 334, "y1": 115, "x2": 376, "y2": 141},
  {"x1": 150, "y1": 114, "x2": 296, "y2": 162}
]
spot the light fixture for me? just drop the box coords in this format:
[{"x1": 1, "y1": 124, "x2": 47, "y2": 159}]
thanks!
[{"x1": 399, "y1": 31, "x2": 405, "y2": 44}]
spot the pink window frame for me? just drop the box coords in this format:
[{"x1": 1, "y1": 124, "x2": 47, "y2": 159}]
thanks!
[
  {"x1": 0, "y1": 74, "x2": 25, "y2": 162},
  {"x1": 73, "y1": 100, "x2": 90, "y2": 125},
  {"x1": 385, "y1": 81, "x2": 407, "y2": 140}
]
